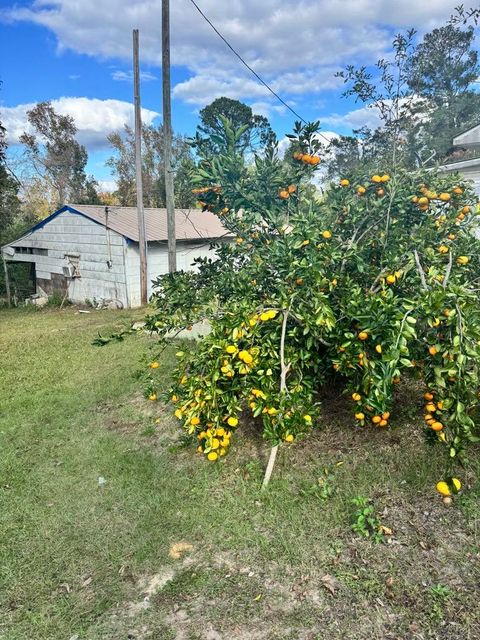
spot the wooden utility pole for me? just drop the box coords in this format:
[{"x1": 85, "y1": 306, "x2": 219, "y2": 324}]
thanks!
[
  {"x1": 2, "y1": 255, "x2": 11, "y2": 307},
  {"x1": 133, "y1": 28, "x2": 148, "y2": 305},
  {"x1": 162, "y1": 0, "x2": 177, "y2": 272}
]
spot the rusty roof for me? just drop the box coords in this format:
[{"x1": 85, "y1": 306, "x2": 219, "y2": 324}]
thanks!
[{"x1": 69, "y1": 204, "x2": 231, "y2": 242}]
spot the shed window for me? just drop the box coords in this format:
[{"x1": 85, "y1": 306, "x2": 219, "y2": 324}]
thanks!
[{"x1": 14, "y1": 247, "x2": 48, "y2": 256}]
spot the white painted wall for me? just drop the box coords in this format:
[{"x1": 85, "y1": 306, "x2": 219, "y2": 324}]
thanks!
[
  {"x1": 125, "y1": 240, "x2": 223, "y2": 307},
  {"x1": 5, "y1": 210, "x2": 129, "y2": 306}
]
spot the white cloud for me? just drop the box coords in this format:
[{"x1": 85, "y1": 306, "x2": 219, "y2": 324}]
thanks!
[
  {"x1": 98, "y1": 179, "x2": 117, "y2": 192},
  {"x1": 323, "y1": 105, "x2": 383, "y2": 131},
  {"x1": 3, "y1": 0, "x2": 462, "y2": 107},
  {"x1": 112, "y1": 69, "x2": 157, "y2": 82},
  {"x1": 1, "y1": 97, "x2": 159, "y2": 150}
]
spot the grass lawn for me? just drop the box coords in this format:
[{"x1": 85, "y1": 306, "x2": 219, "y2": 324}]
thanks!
[{"x1": 0, "y1": 307, "x2": 479, "y2": 640}]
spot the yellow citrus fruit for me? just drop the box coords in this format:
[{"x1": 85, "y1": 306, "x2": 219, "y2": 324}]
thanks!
[
  {"x1": 288, "y1": 184, "x2": 297, "y2": 194},
  {"x1": 357, "y1": 186, "x2": 366, "y2": 195},
  {"x1": 340, "y1": 178, "x2": 349, "y2": 186},
  {"x1": 436, "y1": 481, "x2": 450, "y2": 496},
  {"x1": 225, "y1": 345, "x2": 236, "y2": 354},
  {"x1": 379, "y1": 419, "x2": 388, "y2": 427},
  {"x1": 375, "y1": 344, "x2": 382, "y2": 354},
  {"x1": 227, "y1": 416, "x2": 238, "y2": 427},
  {"x1": 190, "y1": 416, "x2": 200, "y2": 426},
  {"x1": 322, "y1": 230, "x2": 332, "y2": 239},
  {"x1": 438, "y1": 245, "x2": 449, "y2": 254},
  {"x1": 207, "y1": 451, "x2": 218, "y2": 461},
  {"x1": 424, "y1": 392, "x2": 434, "y2": 401},
  {"x1": 279, "y1": 189, "x2": 290, "y2": 199},
  {"x1": 386, "y1": 274, "x2": 396, "y2": 285},
  {"x1": 453, "y1": 186, "x2": 463, "y2": 195},
  {"x1": 211, "y1": 438, "x2": 220, "y2": 449},
  {"x1": 372, "y1": 174, "x2": 382, "y2": 183},
  {"x1": 304, "y1": 414, "x2": 312, "y2": 422},
  {"x1": 355, "y1": 412, "x2": 365, "y2": 420},
  {"x1": 457, "y1": 256, "x2": 469, "y2": 265},
  {"x1": 372, "y1": 415, "x2": 382, "y2": 424},
  {"x1": 425, "y1": 402, "x2": 437, "y2": 413},
  {"x1": 382, "y1": 411, "x2": 390, "y2": 420},
  {"x1": 439, "y1": 192, "x2": 451, "y2": 202},
  {"x1": 428, "y1": 346, "x2": 438, "y2": 356},
  {"x1": 418, "y1": 196, "x2": 429, "y2": 205},
  {"x1": 149, "y1": 393, "x2": 157, "y2": 401},
  {"x1": 285, "y1": 434, "x2": 294, "y2": 442},
  {"x1": 352, "y1": 393, "x2": 361, "y2": 402},
  {"x1": 381, "y1": 174, "x2": 390, "y2": 182},
  {"x1": 431, "y1": 421, "x2": 443, "y2": 432},
  {"x1": 358, "y1": 331, "x2": 368, "y2": 341},
  {"x1": 150, "y1": 361, "x2": 159, "y2": 369}
]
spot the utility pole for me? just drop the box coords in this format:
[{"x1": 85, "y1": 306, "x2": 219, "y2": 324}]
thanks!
[
  {"x1": 133, "y1": 28, "x2": 148, "y2": 305},
  {"x1": 162, "y1": 0, "x2": 177, "y2": 272}
]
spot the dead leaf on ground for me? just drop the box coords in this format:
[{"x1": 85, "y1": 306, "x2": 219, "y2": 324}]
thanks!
[
  {"x1": 169, "y1": 542, "x2": 193, "y2": 560},
  {"x1": 379, "y1": 525, "x2": 393, "y2": 536},
  {"x1": 321, "y1": 574, "x2": 337, "y2": 595},
  {"x1": 81, "y1": 576, "x2": 93, "y2": 588}
]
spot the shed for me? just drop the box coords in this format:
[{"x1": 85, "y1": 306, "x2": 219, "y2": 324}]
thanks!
[
  {"x1": 1, "y1": 204, "x2": 231, "y2": 307},
  {"x1": 440, "y1": 123, "x2": 480, "y2": 195}
]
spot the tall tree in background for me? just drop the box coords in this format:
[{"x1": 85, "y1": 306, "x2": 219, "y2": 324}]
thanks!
[
  {"x1": 407, "y1": 25, "x2": 480, "y2": 160},
  {"x1": 0, "y1": 119, "x2": 21, "y2": 241},
  {"x1": 106, "y1": 123, "x2": 195, "y2": 208},
  {"x1": 20, "y1": 102, "x2": 99, "y2": 207},
  {"x1": 192, "y1": 97, "x2": 275, "y2": 156},
  {"x1": 327, "y1": 20, "x2": 480, "y2": 179}
]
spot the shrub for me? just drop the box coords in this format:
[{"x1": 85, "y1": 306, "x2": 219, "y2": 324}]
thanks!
[{"x1": 145, "y1": 119, "x2": 480, "y2": 490}]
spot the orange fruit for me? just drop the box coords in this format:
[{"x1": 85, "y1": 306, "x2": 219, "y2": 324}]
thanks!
[
  {"x1": 425, "y1": 402, "x2": 437, "y2": 413},
  {"x1": 431, "y1": 421, "x2": 443, "y2": 432},
  {"x1": 296, "y1": 277, "x2": 304, "y2": 286},
  {"x1": 358, "y1": 331, "x2": 368, "y2": 341},
  {"x1": 352, "y1": 393, "x2": 361, "y2": 401},
  {"x1": 355, "y1": 412, "x2": 365, "y2": 421},
  {"x1": 357, "y1": 186, "x2": 366, "y2": 195},
  {"x1": 279, "y1": 189, "x2": 290, "y2": 199},
  {"x1": 453, "y1": 186, "x2": 463, "y2": 195},
  {"x1": 424, "y1": 392, "x2": 434, "y2": 401},
  {"x1": 372, "y1": 175, "x2": 382, "y2": 183},
  {"x1": 372, "y1": 415, "x2": 382, "y2": 424},
  {"x1": 340, "y1": 179, "x2": 350, "y2": 186},
  {"x1": 287, "y1": 184, "x2": 297, "y2": 194},
  {"x1": 379, "y1": 419, "x2": 388, "y2": 427},
  {"x1": 428, "y1": 346, "x2": 438, "y2": 356},
  {"x1": 439, "y1": 192, "x2": 451, "y2": 202},
  {"x1": 382, "y1": 411, "x2": 390, "y2": 420}
]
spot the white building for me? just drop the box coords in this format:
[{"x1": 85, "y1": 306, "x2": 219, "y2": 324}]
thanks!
[
  {"x1": 1, "y1": 204, "x2": 231, "y2": 307},
  {"x1": 441, "y1": 123, "x2": 480, "y2": 195}
]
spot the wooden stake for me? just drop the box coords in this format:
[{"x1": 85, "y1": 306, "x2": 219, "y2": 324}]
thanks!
[
  {"x1": 133, "y1": 28, "x2": 148, "y2": 305},
  {"x1": 262, "y1": 308, "x2": 291, "y2": 489},
  {"x1": 162, "y1": 0, "x2": 177, "y2": 273}
]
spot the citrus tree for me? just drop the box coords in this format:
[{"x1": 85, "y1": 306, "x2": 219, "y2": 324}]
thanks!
[{"x1": 144, "y1": 118, "x2": 480, "y2": 495}]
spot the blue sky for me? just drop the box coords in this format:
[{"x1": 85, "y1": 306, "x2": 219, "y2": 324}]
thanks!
[{"x1": 0, "y1": 0, "x2": 469, "y2": 188}]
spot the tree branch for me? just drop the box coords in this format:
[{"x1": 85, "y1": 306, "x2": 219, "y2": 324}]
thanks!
[{"x1": 414, "y1": 249, "x2": 429, "y2": 290}]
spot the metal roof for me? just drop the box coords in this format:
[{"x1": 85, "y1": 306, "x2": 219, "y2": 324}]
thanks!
[{"x1": 68, "y1": 204, "x2": 231, "y2": 242}]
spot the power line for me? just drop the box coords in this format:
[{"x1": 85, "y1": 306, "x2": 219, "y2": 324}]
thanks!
[{"x1": 188, "y1": 0, "x2": 333, "y2": 146}]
